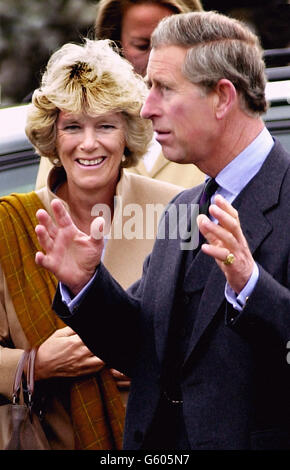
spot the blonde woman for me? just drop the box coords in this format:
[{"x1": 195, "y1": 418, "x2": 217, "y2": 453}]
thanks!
[{"x1": 0, "y1": 39, "x2": 181, "y2": 450}]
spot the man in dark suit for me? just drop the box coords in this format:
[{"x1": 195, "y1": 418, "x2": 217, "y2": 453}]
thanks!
[{"x1": 35, "y1": 11, "x2": 290, "y2": 449}]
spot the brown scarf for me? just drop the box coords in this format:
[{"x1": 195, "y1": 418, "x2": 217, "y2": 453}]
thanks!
[{"x1": 0, "y1": 191, "x2": 125, "y2": 449}]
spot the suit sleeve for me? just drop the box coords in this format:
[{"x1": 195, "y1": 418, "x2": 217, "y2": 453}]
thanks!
[
  {"x1": 51, "y1": 191, "x2": 188, "y2": 374},
  {"x1": 52, "y1": 257, "x2": 151, "y2": 375}
]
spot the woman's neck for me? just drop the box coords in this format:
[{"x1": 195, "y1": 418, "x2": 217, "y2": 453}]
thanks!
[{"x1": 56, "y1": 179, "x2": 117, "y2": 235}]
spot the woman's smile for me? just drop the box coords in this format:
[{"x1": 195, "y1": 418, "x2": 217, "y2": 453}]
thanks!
[{"x1": 76, "y1": 156, "x2": 107, "y2": 168}]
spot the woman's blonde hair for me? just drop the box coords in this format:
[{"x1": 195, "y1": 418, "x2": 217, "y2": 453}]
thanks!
[
  {"x1": 25, "y1": 38, "x2": 153, "y2": 167},
  {"x1": 95, "y1": 0, "x2": 203, "y2": 45}
]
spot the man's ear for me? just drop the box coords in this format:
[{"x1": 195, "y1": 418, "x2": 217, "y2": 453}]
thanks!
[{"x1": 214, "y1": 79, "x2": 237, "y2": 119}]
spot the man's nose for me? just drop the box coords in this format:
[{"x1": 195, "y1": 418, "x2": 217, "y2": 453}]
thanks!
[{"x1": 140, "y1": 90, "x2": 156, "y2": 120}]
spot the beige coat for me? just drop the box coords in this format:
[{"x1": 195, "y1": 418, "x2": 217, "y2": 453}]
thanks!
[
  {"x1": 35, "y1": 152, "x2": 204, "y2": 190},
  {"x1": 0, "y1": 169, "x2": 182, "y2": 449},
  {"x1": 127, "y1": 151, "x2": 204, "y2": 188}
]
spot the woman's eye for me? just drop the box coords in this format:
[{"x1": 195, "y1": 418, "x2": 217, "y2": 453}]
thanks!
[
  {"x1": 64, "y1": 124, "x2": 80, "y2": 130},
  {"x1": 136, "y1": 44, "x2": 150, "y2": 52},
  {"x1": 100, "y1": 124, "x2": 115, "y2": 129}
]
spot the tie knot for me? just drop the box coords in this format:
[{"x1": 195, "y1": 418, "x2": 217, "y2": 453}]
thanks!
[
  {"x1": 204, "y1": 178, "x2": 218, "y2": 198},
  {"x1": 199, "y1": 178, "x2": 218, "y2": 215}
]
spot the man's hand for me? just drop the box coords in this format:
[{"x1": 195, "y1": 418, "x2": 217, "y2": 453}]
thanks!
[
  {"x1": 35, "y1": 199, "x2": 105, "y2": 295},
  {"x1": 197, "y1": 194, "x2": 254, "y2": 294},
  {"x1": 35, "y1": 327, "x2": 105, "y2": 381}
]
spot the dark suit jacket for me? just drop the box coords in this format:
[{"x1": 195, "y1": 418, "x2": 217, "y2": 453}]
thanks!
[{"x1": 54, "y1": 140, "x2": 290, "y2": 450}]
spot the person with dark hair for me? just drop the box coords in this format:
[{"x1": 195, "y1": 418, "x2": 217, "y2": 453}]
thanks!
[{"x1": 95, "y1": 0, "x2": 203, "y2": 77}]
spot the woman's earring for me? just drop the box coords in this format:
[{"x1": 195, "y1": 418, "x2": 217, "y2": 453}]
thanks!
[{"x1": 53, "y1": 157, "x2": 61, "y2": 166}]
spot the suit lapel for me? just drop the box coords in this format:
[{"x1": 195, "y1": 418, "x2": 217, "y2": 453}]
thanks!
[
  {"x1": 152, "y1": 187, "x2": 202, "y2": 363},
  {"x1": 182, "y1": 246, "x2": 226, "y2": 364},
  {"x1": 152, "y1": 212, "x2": 186, "y2": 364}
]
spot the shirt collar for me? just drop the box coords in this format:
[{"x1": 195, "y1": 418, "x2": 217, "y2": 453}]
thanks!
[{"x1": 215, "y1": 127, "x2": 274, "y2": 199}]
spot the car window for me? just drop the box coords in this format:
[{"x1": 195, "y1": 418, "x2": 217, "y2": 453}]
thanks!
[
  {"x1": 0, "y1": 104, "x2": 39, "y2": 196},
  {"x1": 264, "y1": 85, "x2": 290, "y2": 153},
  {"x1": 263, "y1": 49, "x2": 290, "y2": 152}
]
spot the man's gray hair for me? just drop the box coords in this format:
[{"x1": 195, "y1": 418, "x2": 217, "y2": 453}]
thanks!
[{"x1": 151, "y1": 11, "x2": 267, "y2": 116}]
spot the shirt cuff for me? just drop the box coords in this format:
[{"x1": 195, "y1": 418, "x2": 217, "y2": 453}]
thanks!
[
  {"x1": 60, "y1": 269, "x2": 99, "y2": 313},
  {"x1": 225, "y1": 262, "x2": 259, "y2": 311}
]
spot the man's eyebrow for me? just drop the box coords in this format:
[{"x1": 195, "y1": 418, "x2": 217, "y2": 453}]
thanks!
[{"x1": 144, "y1": 76, "x2": 165, "y2": 89}]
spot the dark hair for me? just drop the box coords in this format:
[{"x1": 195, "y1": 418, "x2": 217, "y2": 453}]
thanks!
[{"x1": 95, "y1": 0, "x2": 203, "y2": 46}]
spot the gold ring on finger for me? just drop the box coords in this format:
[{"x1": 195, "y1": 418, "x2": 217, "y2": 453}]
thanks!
[{"x1": 223, "y1": 253, "x2": 235, "y2": 265}]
